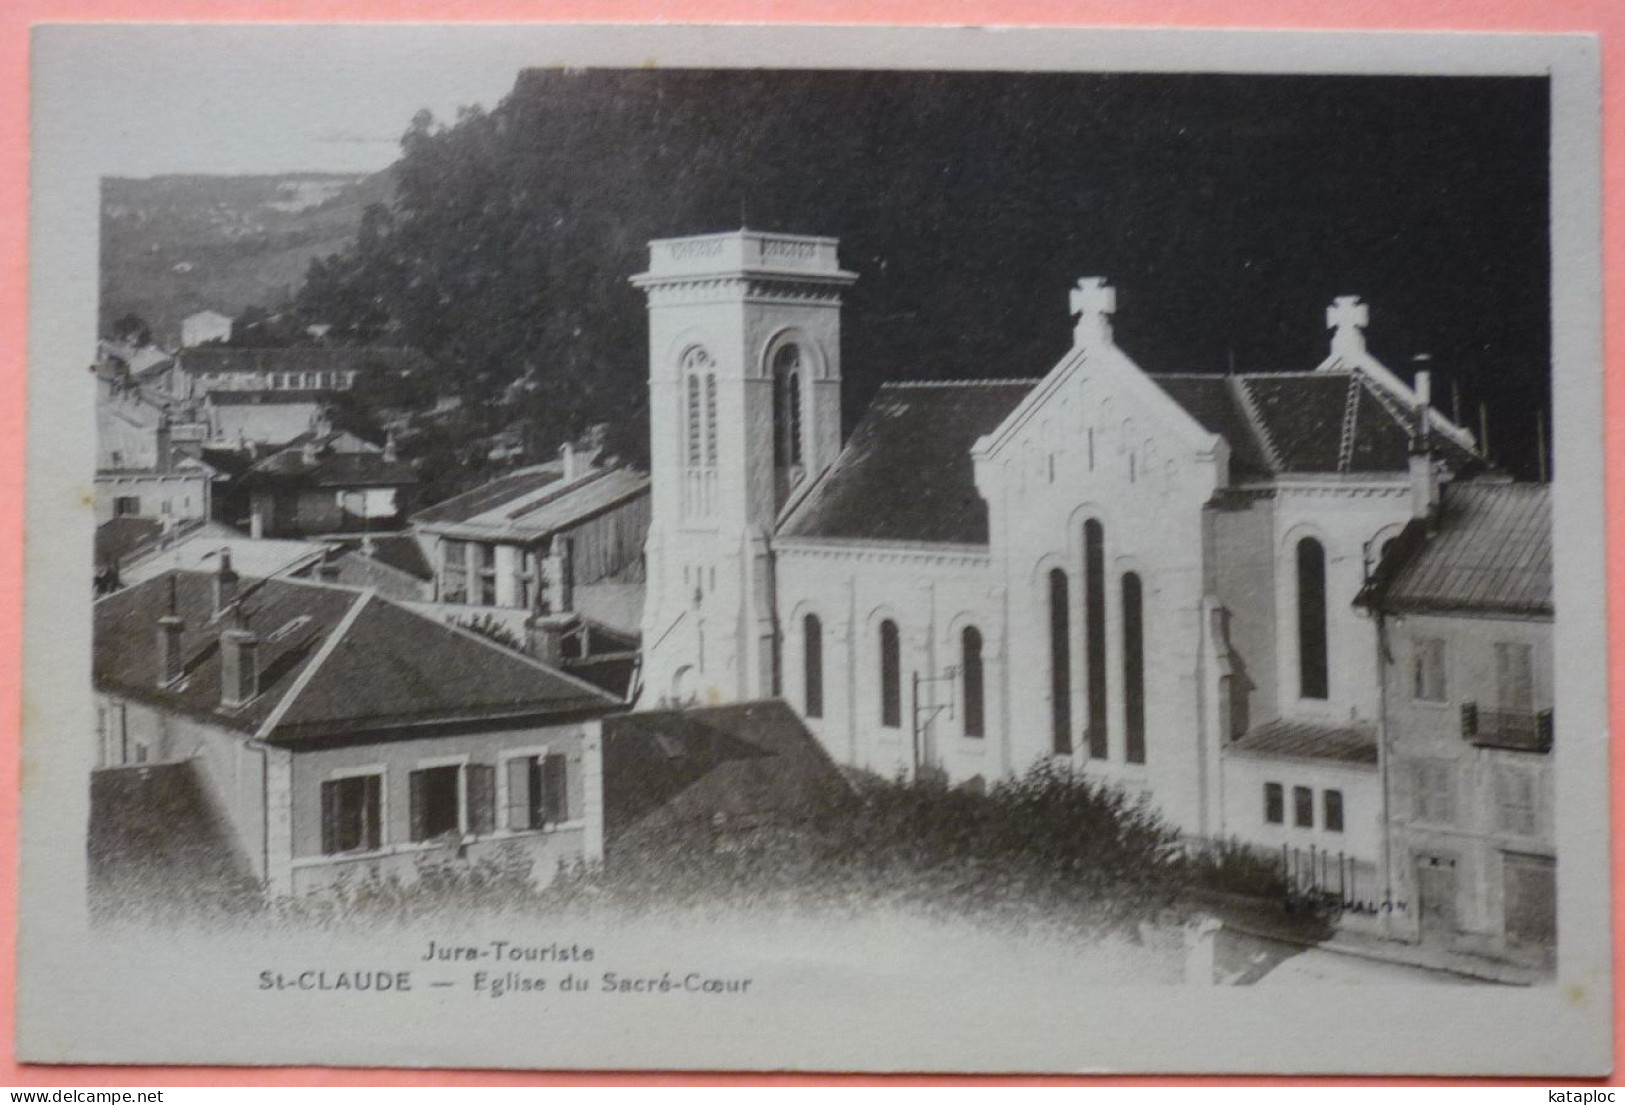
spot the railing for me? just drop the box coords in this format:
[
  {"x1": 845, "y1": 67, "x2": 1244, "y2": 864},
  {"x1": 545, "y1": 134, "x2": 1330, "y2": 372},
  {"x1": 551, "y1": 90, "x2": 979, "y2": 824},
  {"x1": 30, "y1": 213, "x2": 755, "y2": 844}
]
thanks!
[{"x1": 1462, "y1": 703, "x2": 1554, "y2": 753}]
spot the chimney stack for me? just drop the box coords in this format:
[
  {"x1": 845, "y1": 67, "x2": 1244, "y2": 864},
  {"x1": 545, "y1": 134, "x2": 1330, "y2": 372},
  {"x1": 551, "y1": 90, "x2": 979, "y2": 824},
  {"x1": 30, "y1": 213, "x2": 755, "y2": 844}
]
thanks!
[
  {"x1": 526, "y1": 611, "x2": 579, "y2": 668},
  {"x1": 219, "y1": 626, "x2": 260, "y2": 708},
  {"x1": 560, "y1": 441, "x2": 578, "y2": 482},
  {"x1": 156, "y1": 575, "x2": 185, "y2": 686},
  {"x1": 553, "y1": 535, "x2": 575, "y2": 614},
  {"x1": 213, "y1": 548, "x2": 239, "y2": 616},
  {"x1": 1408, "y1": 370, "x2": 1440, "y2": 521},
  {"x1": 383, "y1": 431, "x2": 398, "y2": 464}
]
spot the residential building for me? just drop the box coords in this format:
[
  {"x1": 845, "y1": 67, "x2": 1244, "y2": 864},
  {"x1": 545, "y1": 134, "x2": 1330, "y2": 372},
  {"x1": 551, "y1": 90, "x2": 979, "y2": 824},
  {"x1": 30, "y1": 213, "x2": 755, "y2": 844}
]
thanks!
[
  {"x1": 1357, "y1": 480, "x2": 1554, "y2": 962},
  {"x1": 92, "y1": 564, "x2": 622, "y2": 896},
  {"x1": 237, "y1": 433, "x2": 418, "y2": 539}
]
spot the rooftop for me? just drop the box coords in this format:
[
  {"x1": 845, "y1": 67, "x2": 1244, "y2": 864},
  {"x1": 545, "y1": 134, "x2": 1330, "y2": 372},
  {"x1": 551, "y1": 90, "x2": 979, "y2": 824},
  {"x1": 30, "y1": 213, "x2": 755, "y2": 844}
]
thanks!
[
  {"x1": 178, "y1": 346, "x2": 429, "y2": 376},
  {"x1": 94, "y1": 571, "x2": 619, "y2": 745},
  {"x1": 779, "y1": 380, "x2": 1037, "y2": 545},
  {"x1": 1359, "y1": 481, "x2": 1552, "y2": 618},
  {"x1": 413, "y1": 464, "x2": 649, "y2": 541},
  {"x1": 1227, "y1": 717, "x2": 1378, "y2": 767}
]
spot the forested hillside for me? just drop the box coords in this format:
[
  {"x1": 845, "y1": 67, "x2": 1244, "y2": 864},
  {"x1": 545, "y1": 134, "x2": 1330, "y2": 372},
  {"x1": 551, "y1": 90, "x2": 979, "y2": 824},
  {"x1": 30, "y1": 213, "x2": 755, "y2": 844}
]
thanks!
[{"x1": 290, "y1": 70, "x2": 1551, "y2": 478}]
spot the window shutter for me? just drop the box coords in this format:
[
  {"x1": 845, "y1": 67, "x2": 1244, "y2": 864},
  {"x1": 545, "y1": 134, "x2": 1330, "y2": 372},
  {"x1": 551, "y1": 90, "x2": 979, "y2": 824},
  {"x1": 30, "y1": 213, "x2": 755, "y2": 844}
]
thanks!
[
  {"x1": 408, "y1": 769, "x2": 428, "y2": 842},
  {"x1": 507, "y1": 757, "x2": 532, "y2": 830},
  {"x1": 321, "y1": 780, "x2": 340, "y2": 855},
  {"x1": 467, "y1": 764, "x2": 496, "y2": 836},
  {"x1": 1460, "y1": 702, "x2": 1478, "y2": 739},
  {"x1": 362, "y1": 775, "x2": 381, "y2": 851},
  {"x1": 543, "y1": 752, "x2": 569, "y2": 825},
  {"x1": 566, "y1": 751, "x2": 585, "y2": 823}
]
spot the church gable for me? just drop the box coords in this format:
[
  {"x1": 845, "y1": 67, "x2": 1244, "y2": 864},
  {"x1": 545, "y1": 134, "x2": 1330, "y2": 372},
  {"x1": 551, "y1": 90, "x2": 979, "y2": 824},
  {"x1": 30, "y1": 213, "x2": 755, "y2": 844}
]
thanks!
[{"x1": 777, "y1": 380, "x2": 1036, "y2": 545}]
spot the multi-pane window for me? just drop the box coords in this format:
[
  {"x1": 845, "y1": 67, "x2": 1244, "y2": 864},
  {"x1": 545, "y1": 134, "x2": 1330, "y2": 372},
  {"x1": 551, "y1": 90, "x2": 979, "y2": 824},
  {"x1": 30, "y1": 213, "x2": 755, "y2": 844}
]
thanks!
[
  {"x1": 1323, "y1": 789, "x2": 1345, "y2": 833},
  {"x1": 1412, "y1": 638, "x2": 1448, "y2": 702},
  {"x1": 961, "y1": 626, "x2": 985, "y2": 739},
  {"x1": 505, "y1": 752, "x2": 574, "y2": 831},
  {"x1": 321, "y1": 773, "x2": 382, "y2": 855},
  {"x1": 442, "y1": 540, "x2": 469, "y2": 603},
  {"x1": 1297, "y1": 538, "x2": 1329, "y2": 700},
  {"x1": 1293, "y1": 785, "x2": 1314, "y2": 828},
  {"x1": 1264, "y1": 782, "x2": 1284, "y2": 825}
]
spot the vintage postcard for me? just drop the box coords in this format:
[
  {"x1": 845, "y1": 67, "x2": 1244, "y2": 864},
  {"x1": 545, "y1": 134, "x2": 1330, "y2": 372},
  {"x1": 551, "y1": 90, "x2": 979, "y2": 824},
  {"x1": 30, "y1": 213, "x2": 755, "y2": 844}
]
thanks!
[{"x1": 15, "y1": 23, "x2": 1611, "y2": 1074}]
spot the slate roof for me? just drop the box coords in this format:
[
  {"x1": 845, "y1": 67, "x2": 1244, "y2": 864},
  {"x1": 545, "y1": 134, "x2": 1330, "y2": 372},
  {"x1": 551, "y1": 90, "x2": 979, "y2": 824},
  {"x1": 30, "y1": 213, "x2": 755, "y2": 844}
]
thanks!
[
  {"x1": 1358, "y1": 481, "x2": 1552, "y2": 617},
  {"x1": 95, "y1": 517, "x2": 164, "y2": 569},
  {"x1": 414, "y1": 466, "x2": 650, "y2": 542},
  {"x1": 1226, "y1": 717, "x2": 1379, "y2": 767},
  {"x1": 94, "y1": 571, "x2": 619, "y2": 746},
  {"x1": 602, "y1": 701, "x2": 850, "y2": 839},
  {"x1": 1151, "y1": 370, "x2": 1480, "y2": 478},
  {"x1": 332, "y1": 534, "x2": 434, "y2": 581},
  {"x1": 179, "y1": 346, "x2": 428, "y2": 376},
  {"x1": 778, "y1": 381, "x2": 1037, "y2": 545},
  {"x1": 241, "y1": 445, "x2": 417, "y2": 489}
]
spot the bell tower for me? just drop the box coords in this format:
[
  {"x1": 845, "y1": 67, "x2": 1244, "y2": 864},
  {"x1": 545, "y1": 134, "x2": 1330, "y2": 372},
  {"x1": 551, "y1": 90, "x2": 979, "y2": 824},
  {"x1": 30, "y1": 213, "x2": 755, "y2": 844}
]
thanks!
[{"x1": 632, "y1": 230, "x2": 857, "y2": 707}]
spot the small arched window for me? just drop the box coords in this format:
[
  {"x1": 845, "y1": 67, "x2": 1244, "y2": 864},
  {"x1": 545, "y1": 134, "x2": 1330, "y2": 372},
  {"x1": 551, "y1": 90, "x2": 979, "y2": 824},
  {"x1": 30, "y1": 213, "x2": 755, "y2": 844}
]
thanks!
[
  {"x1": 961, "y1": 627, "x2": 985, "y2": 739},
  {"x1": 1048, "y1": 569, "x2": 1072, "y2": 755},
  {"x1": 803, "y1": 614, "x2": 823, "y2": 720},
  {"x1": 1122, "y1": 572, "x2": 1146, "y2": 764},
  {"x1": 879, "y1": 620, "x2": 901, "y2": 729},
  {"x1": 1297, "y1": 537, "x2": 1329, "y2": 700}
]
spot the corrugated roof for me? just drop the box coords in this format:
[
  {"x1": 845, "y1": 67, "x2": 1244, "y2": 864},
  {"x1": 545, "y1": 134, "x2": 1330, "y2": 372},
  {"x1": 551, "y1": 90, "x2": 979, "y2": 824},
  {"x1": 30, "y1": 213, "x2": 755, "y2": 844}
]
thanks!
[
  {"x1": 1227, "y1": 717, "x2": 1378, "y2": 766},
  {"x1": 1361, "y1": 481, "x2": 1551, "y2": 617},
  {"x1": 95, "y1": 571, "x2": 619, "y2": 744},
  {"x1": 779, "y1": 381, "x2": 1036, "y2": 545},
  {"x1": 413, "y1": 466, "x2": 563, "y2": 525}
]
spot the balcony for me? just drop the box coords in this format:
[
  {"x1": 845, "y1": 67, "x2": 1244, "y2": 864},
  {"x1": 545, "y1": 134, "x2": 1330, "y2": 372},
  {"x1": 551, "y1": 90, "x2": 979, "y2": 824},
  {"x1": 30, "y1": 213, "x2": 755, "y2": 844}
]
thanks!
[{"x1": 1461, "y1": 703, "x2": 1553, "y2": 754}]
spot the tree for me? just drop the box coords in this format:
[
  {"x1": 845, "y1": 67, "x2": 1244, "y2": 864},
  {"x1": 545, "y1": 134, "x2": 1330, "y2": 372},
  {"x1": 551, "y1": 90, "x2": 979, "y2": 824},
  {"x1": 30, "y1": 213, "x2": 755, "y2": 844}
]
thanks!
[{"x1": 109, "y1": 313, "x2": 152, "y2": 347}]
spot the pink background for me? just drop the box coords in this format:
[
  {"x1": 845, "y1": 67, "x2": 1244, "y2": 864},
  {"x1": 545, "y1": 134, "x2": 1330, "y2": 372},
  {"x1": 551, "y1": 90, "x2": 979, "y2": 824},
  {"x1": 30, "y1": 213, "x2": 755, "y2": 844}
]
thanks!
[{"x1": 0, "y1": 0, "x2": 1617, "y2": 1086}]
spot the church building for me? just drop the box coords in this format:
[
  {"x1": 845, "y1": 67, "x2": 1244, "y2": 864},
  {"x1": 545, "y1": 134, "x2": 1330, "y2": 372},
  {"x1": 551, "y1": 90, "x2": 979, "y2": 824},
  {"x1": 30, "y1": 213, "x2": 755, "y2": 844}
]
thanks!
[{"x1": 633, "y1": 229, "x2": 1484, "y2": 867}]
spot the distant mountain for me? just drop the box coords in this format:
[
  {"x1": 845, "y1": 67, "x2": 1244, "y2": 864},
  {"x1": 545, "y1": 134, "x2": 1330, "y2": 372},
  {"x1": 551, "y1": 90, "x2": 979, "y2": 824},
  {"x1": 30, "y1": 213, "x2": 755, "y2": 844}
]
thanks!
[{"x1": 99, "y1": 170, "x2": 393, "y2": 346}]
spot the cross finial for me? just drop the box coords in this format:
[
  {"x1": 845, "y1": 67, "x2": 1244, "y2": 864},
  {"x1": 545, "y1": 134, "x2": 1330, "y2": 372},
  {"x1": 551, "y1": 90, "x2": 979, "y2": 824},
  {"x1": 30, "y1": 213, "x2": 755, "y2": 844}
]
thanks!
[
  {"x1": 1070, "y1": 277, "x2": 1117, "y2": 349},
  {"x1": 1326, "y1": 295, "x2": 1369, "y2": 357}
]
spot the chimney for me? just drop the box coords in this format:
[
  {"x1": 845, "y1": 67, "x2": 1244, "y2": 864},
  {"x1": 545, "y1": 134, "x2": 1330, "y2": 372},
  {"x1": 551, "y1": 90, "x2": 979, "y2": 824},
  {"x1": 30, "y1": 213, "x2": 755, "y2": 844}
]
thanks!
[
  {"x1": 301, "y1": 437, "x2": 319, "y2": 466},
  {"x1": 213, "y1": 548, "x2": 239, "y2": 616},
  {"x1": 1409, "y1": 370, "x2": 1440, "y2": 521},
  {"x1": 526, "y1": 611, "x2": 579, "y2": 667},
  {"x1": 383, "y1": 431, "x2": 398, "y2": 464},
  {"x1": 560, "y1": 441, "x2": 578, "y2": 482},
  {"x1": 317, "y1": 548, "x2": 341, "y2": 583},
  {"x1": 219, "y1": 626, "x2": 260, "y2": 708},
  {"x1": 553, "y1": 535, "x2": 575, "y2": 614},
  {"x1": 156, "y1": 576, "x2": 185, "y2": 686}
]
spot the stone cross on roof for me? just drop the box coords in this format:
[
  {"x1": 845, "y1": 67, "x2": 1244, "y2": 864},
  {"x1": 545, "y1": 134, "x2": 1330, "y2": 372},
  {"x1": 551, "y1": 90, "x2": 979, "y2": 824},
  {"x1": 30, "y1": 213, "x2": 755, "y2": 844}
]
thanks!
[
  {"x1": 1070, "y1": 277, "x2": 1116, "y2": 349},
  {"x1": 1326, "y1": 295, "x2": 1369, "y2": 357}
]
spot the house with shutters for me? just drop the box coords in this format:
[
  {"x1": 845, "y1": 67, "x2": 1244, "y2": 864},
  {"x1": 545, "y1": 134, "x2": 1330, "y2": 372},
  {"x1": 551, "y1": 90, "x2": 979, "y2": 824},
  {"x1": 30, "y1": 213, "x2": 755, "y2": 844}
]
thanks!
[
  {"x1": 1357, "y1": 480, "x2": 1554, "y2": 962},
  {"x1": 634, "y1": 229, "x2": 1492, "y2": 886},
  {"x1": 92, "y1": 560, "x2": 621, "y2": 897}
]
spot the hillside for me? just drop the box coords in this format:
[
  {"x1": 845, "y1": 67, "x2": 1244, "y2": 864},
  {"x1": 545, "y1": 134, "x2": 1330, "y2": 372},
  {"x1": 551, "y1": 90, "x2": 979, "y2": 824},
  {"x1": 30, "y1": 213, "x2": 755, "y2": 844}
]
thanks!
[{"x1": 100, "y1": 171, "x2": 392, "y2": 345}]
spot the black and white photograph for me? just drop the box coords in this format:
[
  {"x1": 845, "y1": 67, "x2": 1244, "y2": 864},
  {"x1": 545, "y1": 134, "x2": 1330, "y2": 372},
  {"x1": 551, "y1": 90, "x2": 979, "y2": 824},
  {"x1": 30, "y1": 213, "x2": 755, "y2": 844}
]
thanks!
[{"x1": 17, "y1": 23, "x2": 1611, "y2": 1075}]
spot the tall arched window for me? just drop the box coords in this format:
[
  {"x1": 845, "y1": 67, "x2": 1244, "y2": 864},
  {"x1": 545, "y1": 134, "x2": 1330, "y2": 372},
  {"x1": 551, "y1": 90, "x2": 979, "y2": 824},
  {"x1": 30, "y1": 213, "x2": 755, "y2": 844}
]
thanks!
[
  {"x1": 1122, "y1": 572, "x2": 1146, "y2": 765},
  {"x1": 961, "y1": 626, "x2": 985, "y2": 739},
  {"x1": 772, "y1": 344, "x2": 804, "y2": 471},
  {"x1": 680, "y1": 347, "x2": 718, "y2": 516},
  {"x1": 803, "y1": 614, "x2": 823, "y2": 719},
  {"x1": 1048, "y1": 569, "x2": 1072, "y2": 755},
  {"x1": 1297, "y1": 537, "x2": 1329, "y2": 700},
  {"x1": 1083, "y1": 519, "x2": 1108, "y2": 759},
  {"x1": 879, "y1": 620, "x2": 901, "y2": 729}
]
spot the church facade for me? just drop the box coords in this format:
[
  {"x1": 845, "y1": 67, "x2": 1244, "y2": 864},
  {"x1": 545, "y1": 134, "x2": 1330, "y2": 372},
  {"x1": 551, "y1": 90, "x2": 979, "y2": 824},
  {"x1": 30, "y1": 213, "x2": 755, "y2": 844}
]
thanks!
[{"x1": 633, "y1": 229, "x2": 1482, "y2": 866}]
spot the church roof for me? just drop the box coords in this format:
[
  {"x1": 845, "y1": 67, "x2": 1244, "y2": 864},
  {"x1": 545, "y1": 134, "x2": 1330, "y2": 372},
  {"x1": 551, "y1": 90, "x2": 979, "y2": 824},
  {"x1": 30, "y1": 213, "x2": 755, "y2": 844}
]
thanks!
[
  {"x1": 1358, "y1": 481, "x2": 1551, "y2": 618},
  {"x1": 1150, "y1": 370, "x2": 1479, "y2": 479},
  {"x1": 778, "y1": 380, "x2": 1036, "y2": 545},
  {"x1": 1226, "y1": 718, "x2": 1378, "y2": 767}
]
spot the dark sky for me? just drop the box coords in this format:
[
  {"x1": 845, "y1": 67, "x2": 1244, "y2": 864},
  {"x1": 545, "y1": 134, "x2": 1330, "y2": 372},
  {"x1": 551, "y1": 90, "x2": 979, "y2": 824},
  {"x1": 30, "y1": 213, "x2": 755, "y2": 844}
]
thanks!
[{"x1": 512, "y1": 69, "x2": 1549, "y2": 477}]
